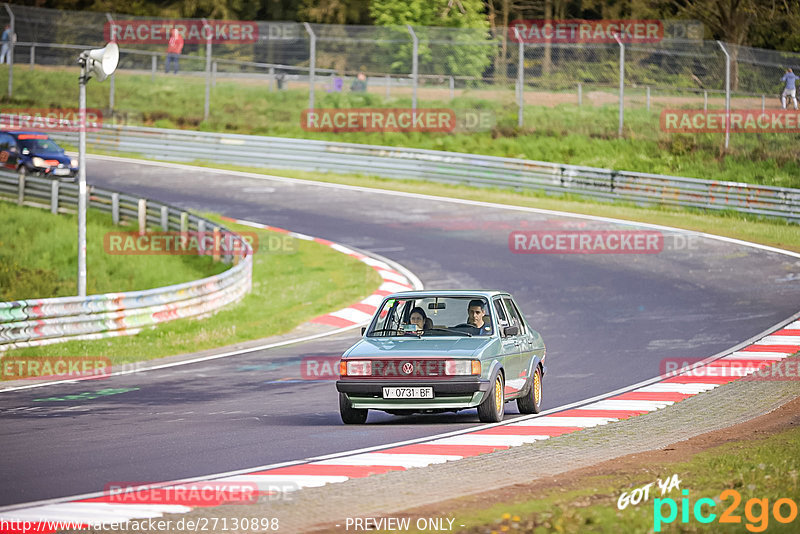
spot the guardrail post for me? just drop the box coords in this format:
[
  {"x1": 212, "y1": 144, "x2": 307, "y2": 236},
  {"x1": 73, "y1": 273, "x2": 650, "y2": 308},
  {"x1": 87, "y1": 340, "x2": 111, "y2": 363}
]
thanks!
[
  {"x1": 704, "y1": 90, "x2": 708, "y2": 111},
  {"x1": 303, "y1": 22, "x2": 316, "y2": 113},
  {"x1": 180, "y1": 211, "x2": 188, "y2": 250},
  {"x1": 197, "y1": 219, "x2": 206, "y2": 255},
  {"x1": 385, "y1": 75, "x2": 390, "y2": 98},
  {"x1": 17, "y1": 173, "x2": 24, "y2": 205},
  {"x1": 137, "y1": 198, "x2": 146, "y2": 235},
  {"x1": 449, "y1": 76, "x2": 454, "y2": 100},
  {"x1": 50, "y1": 180, "x2": 59, "y2": 213},
  {"x1": 160, "y1": 205, "x2": 169, "y2": 230},
  {"x1": 577, "y1": 82, "x2": 582, "y2": 106},
  {"x1": 212, "y1": 60, "x2": 217, "y2": 87},
  {"x1": 111, "y1": 193, "x2": 119, "y2": 224},
  {"x1": 269, "y1": 66, "x2": 275, "y2": 91},
  {"x1": 151, "y1": 55, "x2": 156, "y2": 81},
  {"x1": 29, "y1": 45, "x2": 34, "y2": 70},
  {"x1": 212, "y1": 226, "x2": 221, "y2": 262}
]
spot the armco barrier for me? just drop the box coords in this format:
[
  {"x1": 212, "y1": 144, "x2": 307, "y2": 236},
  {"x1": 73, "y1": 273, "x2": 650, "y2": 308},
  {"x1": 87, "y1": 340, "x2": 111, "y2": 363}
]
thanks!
[
  {"x1": 45, "y1": 124, "x2": 800, "y2": 222},
  {"x1": 0, "y1": 172, "x2": 253, "y2": 350}
]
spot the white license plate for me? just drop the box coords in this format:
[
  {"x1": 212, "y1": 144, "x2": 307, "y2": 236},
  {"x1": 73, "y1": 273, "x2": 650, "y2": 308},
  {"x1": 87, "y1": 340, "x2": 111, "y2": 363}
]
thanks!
[
  {"x1": 53, "y1": 168, "x2": 71, "y2": 176},
  {"x1": 382, "y1": 387, "x2": 433, "y2": 399}
]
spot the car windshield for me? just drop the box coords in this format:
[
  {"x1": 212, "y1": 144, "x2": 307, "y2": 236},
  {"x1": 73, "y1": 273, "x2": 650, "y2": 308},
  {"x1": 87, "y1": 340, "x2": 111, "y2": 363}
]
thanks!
[
  {"x1": 366, "y1": 296, "x2": 493, "y2": 337},
  {"x1": 19, "y1": 137, "x2": 63, "y2": 153}
]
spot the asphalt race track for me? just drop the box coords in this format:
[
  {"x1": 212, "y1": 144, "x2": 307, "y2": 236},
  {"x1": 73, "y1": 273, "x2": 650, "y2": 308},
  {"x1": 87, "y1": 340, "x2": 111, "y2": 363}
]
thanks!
[{"x1": 2, "y1": 156, "x2": 799, "y2": 507}]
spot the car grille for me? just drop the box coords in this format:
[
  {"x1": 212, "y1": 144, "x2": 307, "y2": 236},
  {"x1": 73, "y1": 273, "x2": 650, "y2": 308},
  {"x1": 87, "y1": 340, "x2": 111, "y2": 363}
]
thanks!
[{"x1": 370, "y1": 359, "x2": 447, "y2": 378}]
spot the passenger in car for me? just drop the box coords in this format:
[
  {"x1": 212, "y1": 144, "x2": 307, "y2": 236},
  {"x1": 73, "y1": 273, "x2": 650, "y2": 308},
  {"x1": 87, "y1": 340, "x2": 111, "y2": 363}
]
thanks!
[{"x1": 409, "y1": 307, "x2": 432, "y2": 332}]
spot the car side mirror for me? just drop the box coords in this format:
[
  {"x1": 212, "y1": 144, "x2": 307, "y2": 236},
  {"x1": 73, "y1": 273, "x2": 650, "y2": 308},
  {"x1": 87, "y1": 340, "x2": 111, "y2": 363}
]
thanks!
[
  {"x1": 503, "y1": 325, "x2": 519, "y2": 337},
  {"x1": 361, "y1": 327, "x2": 366, "y2": 335}
]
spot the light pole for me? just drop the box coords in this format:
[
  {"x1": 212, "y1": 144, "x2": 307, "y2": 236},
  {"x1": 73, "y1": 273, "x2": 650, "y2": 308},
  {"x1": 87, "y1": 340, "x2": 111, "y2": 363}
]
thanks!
[{"x1": 77, "y1": 42, "x2": 118, "y2": 296}]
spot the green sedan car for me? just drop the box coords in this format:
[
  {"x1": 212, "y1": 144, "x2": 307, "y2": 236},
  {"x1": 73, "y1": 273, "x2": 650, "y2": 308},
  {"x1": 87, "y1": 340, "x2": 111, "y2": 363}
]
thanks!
[{"x1": 336, "y1": 290, "x2": 546, "y2": 424}]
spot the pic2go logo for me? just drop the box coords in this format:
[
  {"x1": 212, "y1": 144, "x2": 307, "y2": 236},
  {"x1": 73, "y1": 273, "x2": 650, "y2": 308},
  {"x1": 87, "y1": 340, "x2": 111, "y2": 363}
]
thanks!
[{"x1": 654, "y1": 489, "x2": 798, "y2": 532}]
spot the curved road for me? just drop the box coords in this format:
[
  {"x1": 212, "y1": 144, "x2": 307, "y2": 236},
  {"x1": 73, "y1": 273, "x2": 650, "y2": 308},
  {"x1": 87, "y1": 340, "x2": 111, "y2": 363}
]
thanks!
[{"x1": 2, "y1": 156, "x2": 799, "y2": 507}]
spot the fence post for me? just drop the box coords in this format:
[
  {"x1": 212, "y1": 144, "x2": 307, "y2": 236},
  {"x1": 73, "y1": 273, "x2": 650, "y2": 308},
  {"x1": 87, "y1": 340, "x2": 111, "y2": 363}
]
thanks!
[
  {"x1": 16, "y1": 173, "x2": 24, "y2": 205},
  {"x1": 151, "y1": 55, "x2": 156, "y2": 81},
  {"x1": 761, "y1": 94, "x2": 765, "y2": 111},
  {"x1": 50, "y1": 179, "x2": 59, "y2": 214},
  {"x1": 303, "y1": 22, "x2": 316, "y2": 112},
  {"x1": 449, "y1": 76, "x2": 454, "y2": 100},
  {"x1": 212, "y1": 60, "x2": 217, "y2": 87},
  {"x1": 407, "y1": 25, "x2": 418, "y2": 112},
  {"x1": 577, "y1": 82, "x2": 582, "y2": 106},
  {"x1": 385, "y1": 74, "x2": 390, "y2": 98},
  {"x1": 614, "y1": 33, "x2": 624, "y2": 137},
  {"x1": 180, "y1": 211, "x2": 188, "y2": 250},
  {"x1": 646, "y1": 86, "x2": 650, "y2": 111},
  {"x1": 5, "y1": 3, "x2": 14, "y2": 97},
  {"x1": 111, "y1": 192, "x2": 119, "y2": 224},
  {"x1": 29, "y1": 45, "x2": 34, "y2": 70},
  {"x1": 160, "y1": 205, "x2": 169, "y2": 230},
  {"x1": 517, "y1": 39, "x2": 524, "y2": 126},
  {"x1": 203, "y1": 18, "x2": 212, "y2": 121},
  {"x1": 704, "y1": 90, "x2": 708, "y2": 111},
  {"x1": 716, "y1": 41, "x2": 731, "y2": 150},
  {"x1": 106, "y1": 14, "x2": 115, "y2": 114},
  {"x1": 138, "y1": 198, "x2": 147, "y2": 235}
]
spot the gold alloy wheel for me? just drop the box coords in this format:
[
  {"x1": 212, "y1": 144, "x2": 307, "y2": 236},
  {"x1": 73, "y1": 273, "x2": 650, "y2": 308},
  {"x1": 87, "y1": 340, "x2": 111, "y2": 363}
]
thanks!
[
  {"x1": 494, "y1": 376, "x2": 503, "y2": 412},
  {"x1": 533, "y1": 369, "x2": 542, "y2": 406}
]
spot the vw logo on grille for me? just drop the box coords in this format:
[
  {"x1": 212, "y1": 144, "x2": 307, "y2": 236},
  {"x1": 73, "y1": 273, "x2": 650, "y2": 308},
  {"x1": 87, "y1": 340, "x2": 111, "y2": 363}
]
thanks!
[{"x1": 402, "y1": 362, "x2": 414, "y2": 375}]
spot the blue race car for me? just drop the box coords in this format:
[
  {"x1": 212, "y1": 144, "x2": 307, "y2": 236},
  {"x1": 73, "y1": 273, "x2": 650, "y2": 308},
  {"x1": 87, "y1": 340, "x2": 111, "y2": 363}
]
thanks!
[{"x1": 0, "y1": 131, "x2": 78, "y2": 180}]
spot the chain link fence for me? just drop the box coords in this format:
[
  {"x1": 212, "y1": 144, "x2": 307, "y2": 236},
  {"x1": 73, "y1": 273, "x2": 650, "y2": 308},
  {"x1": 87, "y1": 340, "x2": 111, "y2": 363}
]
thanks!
[{"x1": 1, "y1": 5, "x2": 800, "y2": 145}]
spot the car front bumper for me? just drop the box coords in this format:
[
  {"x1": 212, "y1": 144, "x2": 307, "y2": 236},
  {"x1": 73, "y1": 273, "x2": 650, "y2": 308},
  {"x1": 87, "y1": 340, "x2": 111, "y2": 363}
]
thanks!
[{"x1": 336, "y1": 378, "x2": 492, "y2": 410}]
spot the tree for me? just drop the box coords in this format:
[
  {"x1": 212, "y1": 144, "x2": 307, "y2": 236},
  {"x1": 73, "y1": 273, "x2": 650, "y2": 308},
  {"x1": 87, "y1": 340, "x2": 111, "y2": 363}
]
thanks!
[{"x1": 369, "y1": 0, "x2": 493, "y2": 80}]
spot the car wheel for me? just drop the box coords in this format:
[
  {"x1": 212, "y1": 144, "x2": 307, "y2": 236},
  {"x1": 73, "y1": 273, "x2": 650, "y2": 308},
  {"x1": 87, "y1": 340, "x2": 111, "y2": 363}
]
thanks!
[
  {"x1": 517, "y1": 366, "x2": 543, "y2": 414},
  {"x1": 478, "y1": 372, "x2": 505, "y2": 423},
  {"x1": 339, "y1": 393, "x2": 368, "y2": 424}
]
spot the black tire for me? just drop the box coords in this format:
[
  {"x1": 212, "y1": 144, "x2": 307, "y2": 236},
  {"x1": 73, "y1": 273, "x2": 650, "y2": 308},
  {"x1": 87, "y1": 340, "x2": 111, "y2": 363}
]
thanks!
[
  {"x1": 478, "y1": 372, "x2": 505, "y2": 423},
  {"x1": 339, "y1": 393, "x2": 368, "y2": 424},
  {"x1": 517, "y1": 366, "x2": 543, "y2": 414}
]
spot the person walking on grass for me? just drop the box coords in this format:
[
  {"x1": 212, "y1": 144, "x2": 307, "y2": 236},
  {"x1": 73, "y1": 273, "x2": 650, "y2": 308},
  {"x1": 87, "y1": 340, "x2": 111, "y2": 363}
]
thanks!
[
  {"x1": 165, "y1": 28, "x2": 184, "y2": 74},
  {"x1": 781, "y1": 67, "x2": 799, "y2": 110}
]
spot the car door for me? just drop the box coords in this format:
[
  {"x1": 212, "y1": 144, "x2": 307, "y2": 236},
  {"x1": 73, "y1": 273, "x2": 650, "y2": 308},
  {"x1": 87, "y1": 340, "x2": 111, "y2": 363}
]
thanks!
[
  {"x1": 501, "y1": 296, "x2": 531, "y2": 396},
  {"x1": 493, "y1": 297, "x2": 523, "y2": 396}
]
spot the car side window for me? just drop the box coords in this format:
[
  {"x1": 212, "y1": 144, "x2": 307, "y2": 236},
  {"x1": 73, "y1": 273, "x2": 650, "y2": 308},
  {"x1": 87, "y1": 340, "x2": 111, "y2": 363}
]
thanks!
[
  {"x1": 493, "y1": 298, "x2": 511, "y2": 337},
  {"x1": 506, "y1": 297, "x2": 528, "y2": 335},
  {"x1": 502, "y1": 297, "x2": 524, "y2": 334},
  {"x1": 0, "y1": 133, "x2": 11, "y2": 151}
]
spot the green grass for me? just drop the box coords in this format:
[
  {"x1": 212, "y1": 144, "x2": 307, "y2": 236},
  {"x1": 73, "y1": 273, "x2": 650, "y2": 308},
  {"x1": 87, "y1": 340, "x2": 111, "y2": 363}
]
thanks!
[
  {"x1": 397, "y1": 422, "x2": 800, "y2": 533},
  {"x1": 1, "y1": 206, "x2": 382, "y2": 366},
  {"x1": 0, "y1": 201, "x2": 227, "y2": 300},
  {"x1": 3, "y1": 65, "x2": 800, "y2": 188}
]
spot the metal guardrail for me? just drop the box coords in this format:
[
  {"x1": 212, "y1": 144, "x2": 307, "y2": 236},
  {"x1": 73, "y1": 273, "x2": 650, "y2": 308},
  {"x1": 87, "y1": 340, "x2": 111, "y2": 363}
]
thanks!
[
  {"x1": 0, "y1": 172, "x2": 253, "y2": 350},
  {"x1": 47, "y1": 125, "x2": 800, "y2": 222}
]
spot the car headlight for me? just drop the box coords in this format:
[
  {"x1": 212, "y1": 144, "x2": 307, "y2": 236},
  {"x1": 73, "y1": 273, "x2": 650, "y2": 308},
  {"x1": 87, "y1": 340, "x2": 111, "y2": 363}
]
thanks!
[
  {"x1": 445, "y1": 359, "x2": 481, "y2": 376},
  {"x1": 70, "y1": 158, "x2": 78, "y2": 167},
  {"x1": 340, "y1": 360, "x2": 372, "y2": 376},
  {"x1": 32, "y1": 157, "x2": 47, "y2": 168}
]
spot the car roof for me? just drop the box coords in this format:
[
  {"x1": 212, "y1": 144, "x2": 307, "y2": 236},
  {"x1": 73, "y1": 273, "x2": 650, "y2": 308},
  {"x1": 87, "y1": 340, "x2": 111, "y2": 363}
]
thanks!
[{"x1": 385, "y1": 290, "x2": 509, "y2": 299}]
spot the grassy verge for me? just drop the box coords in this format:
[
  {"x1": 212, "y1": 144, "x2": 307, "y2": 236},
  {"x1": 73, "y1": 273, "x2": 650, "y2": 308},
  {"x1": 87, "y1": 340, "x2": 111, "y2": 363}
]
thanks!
[
  {"x1": 1, "y1": 209, "x2": 382, "y2": 366},
  {"x1": 401, "y1": 424, "x2": 800, "y2": 533},
  {"x1": 2, "y1": 65, "x2": 799, "y2": 187},
  {"x1": 0, "y1": 201, "x2": 227, "y2": 300}
]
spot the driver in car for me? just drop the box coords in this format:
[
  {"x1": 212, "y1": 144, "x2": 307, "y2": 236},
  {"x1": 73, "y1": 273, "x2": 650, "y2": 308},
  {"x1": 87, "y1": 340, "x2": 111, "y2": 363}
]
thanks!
[{"x1": 459, "y1": 299, "x2": 491, "y2": 336}]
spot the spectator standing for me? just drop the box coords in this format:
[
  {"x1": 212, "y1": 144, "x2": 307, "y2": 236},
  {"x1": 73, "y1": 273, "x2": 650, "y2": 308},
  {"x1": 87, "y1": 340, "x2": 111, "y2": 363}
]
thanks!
[
  {"x1": 165, "y1": 28, "x2": 184, "y2": 74},
  {"x1": 350, "y1": 71, "x2": 367, "y2": 92},
  {"x1": 780, "y1": 67, "x2": 799, "y2": 110},
  {"x1": 0, "y1": 25, "x2": 10, "y2": 64}
]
